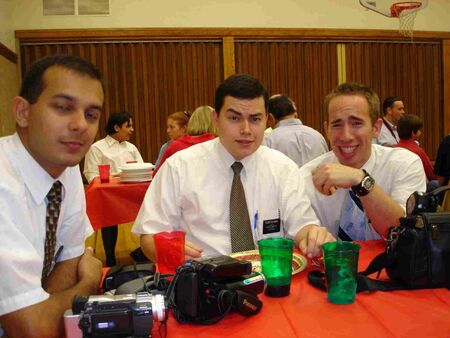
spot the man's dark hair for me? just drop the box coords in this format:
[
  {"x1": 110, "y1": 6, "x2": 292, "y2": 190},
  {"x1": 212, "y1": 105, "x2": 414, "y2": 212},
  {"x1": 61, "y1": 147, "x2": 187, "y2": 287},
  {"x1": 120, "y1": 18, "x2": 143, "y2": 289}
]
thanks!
[
  {"x1": 19, "y1": 54, "x2": 105, "y2": 104},
  {"x1": 382, "y1": 96, "x2": 403, "y2": 115},
  {"x1": 268, "y1": 94, "x2": 296, "y2": 120},
  {"x1": 105, "y1": 111, "x2": 132, "y2": 135},
  {"x1": 214, "y1": 74, "x2": 269, "y2": 114},
  {"x1": 397, "y1": 114, "x2": 423, "y2": 140},
  {"x1": 324, "y1": 82, "x2": 380, "y2": 125}
]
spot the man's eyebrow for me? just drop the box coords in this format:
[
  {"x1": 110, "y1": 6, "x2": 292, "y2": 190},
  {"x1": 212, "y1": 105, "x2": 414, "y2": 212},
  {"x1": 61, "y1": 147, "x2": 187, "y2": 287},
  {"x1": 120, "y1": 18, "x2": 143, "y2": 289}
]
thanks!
[
  {"x1": 226, "y1": 108, "x2": 263, "y2": 117},
  {"x1": 227, "y1": 108, "x2": 242, "y2": 115},
  {"x1": 51, "y1": 94, "x2": 75, "y2": 101}
]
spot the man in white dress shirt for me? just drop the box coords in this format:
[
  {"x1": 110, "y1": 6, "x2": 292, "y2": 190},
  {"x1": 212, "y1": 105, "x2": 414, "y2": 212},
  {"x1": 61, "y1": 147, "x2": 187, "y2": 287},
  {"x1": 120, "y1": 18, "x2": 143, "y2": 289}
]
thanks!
[
  {"x1": 375, "y1": 96, "x2": 405, "y2": 146},
  {"x1": 0, "y1": 55, "x2": 103, "y2": 337},
  {"x1": 84, "y1": 111, "x2": 143, "y2": 266},
  {"x1": 300, "y1": 83, "x2": 425, "y2": 241},
  {"x1": 264, "y1": 94, "x2": 328, "y2": 167},
  {"x1": 132, "y1": 74, "x2": 334, "y2": 261}
]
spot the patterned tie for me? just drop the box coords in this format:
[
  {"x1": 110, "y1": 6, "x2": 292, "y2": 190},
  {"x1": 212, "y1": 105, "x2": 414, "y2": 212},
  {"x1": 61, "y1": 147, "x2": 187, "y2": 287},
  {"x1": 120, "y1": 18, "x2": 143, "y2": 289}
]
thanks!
[
  {"x1": 42, "y1": 181, "x2": 63, "y2": 282},
  {"x1": 229, "y1": 162, "x2": 255, "y2": 252},
  {"x1": 338, "y1": 191, "x2": 369, "y2": 241}
]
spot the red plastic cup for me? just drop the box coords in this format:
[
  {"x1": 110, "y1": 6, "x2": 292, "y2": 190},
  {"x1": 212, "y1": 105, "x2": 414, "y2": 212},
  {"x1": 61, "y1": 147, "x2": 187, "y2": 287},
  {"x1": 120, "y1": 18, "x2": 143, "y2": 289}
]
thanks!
[
  {"x1": 98, "y1": 164, "x2": 110, "y2": 183},
  {"x1": 153, "y1": 231, "x2": 185, "y2": 274}
]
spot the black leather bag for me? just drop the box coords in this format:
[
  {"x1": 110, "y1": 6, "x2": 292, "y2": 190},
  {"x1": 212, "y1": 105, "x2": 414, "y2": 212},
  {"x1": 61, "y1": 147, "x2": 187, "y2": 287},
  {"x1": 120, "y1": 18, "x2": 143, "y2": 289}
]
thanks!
[{"x1": 380, "y1": 211, "x2": 450, "y2": 289}]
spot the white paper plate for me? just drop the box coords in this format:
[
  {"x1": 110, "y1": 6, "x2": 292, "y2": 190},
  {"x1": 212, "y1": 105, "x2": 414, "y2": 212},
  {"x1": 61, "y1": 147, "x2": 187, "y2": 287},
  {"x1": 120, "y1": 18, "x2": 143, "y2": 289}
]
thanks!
[
  {"x1": 120, "y1": 162, "x2": 154, "y2": 172},
  {"x1": 120, "y1": 177, "x2": 152, "y2": 183}
]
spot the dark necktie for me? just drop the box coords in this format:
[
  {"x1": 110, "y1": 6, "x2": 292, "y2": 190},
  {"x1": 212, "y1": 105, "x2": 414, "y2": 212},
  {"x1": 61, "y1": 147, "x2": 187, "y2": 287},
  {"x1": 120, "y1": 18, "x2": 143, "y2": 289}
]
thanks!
[
  {"x1": 42, "y1": 181, "x2": 63, "y2": 282},
  {"x1": 338, "y1": 191, "x2": 369, "y2": 241},
  {"x1": 229, "y1": 162, "x2": 255, "y2": 252}
]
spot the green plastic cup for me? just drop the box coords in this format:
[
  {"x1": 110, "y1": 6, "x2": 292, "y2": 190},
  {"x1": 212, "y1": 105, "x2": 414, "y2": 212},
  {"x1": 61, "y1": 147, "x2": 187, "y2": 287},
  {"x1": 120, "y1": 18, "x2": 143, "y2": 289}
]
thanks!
[
  {"x1": 322, "y1": 241, "x2": 360, "y2": 305},
  {"x1": 258, "y1": 237, "x2": 294, "y2": 297}
]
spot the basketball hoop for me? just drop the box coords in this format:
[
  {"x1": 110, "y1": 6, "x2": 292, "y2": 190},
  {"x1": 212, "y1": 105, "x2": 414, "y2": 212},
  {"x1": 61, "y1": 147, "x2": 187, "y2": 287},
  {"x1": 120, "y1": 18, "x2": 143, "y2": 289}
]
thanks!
[
  {"x1": 359, "y1": 0, "x2": 428, "y2": 39},
  {"x1": 390, "y1": 2, "x2": 422, "y2": 37}
]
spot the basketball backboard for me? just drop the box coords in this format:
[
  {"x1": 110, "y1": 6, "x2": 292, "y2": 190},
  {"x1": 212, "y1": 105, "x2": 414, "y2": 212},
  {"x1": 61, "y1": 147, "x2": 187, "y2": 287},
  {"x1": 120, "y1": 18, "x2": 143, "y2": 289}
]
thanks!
[{"x1": 359, "y1": 0, "x2": 428, "y2": 18}]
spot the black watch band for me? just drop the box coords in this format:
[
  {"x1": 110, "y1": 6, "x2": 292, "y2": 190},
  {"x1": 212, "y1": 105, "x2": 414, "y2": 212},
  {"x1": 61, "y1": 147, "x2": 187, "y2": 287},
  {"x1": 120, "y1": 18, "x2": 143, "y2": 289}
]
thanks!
[{"x1": 351, "y1": 169, "x2": 375, "y2": 197}]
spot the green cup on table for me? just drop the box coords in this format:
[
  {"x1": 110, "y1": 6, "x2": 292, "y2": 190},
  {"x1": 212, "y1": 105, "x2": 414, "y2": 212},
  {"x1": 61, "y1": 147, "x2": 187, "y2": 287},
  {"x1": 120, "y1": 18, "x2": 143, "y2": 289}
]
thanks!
[
  {"x1": 322, "y1": 241, "x2": 360, "y2": 305},
  {"x1": 258, "y1": 237, "x2": 294, "y2": 297}
]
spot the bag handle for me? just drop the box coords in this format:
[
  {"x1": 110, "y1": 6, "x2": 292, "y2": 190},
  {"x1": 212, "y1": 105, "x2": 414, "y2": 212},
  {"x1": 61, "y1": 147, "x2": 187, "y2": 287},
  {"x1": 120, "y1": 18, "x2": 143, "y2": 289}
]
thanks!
[{"x1": 308, "y1": 252, "x2": 407, "y2": 292}]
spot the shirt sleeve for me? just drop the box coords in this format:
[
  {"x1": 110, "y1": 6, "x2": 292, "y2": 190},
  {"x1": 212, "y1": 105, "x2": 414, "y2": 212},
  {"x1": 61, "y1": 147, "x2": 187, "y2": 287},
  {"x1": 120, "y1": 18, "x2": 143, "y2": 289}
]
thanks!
[
  {"x1": 132, "y1": 160, "x2": 180, "y2": 235},
  {"x1": 0, "y1": 202, "x2": 49, "y2": 316},
  {"x1": 83, "y1": 146, "x2": 103, "y2": 183},
  {"x1": 417, "y1": 148, "x2": 438, "y2": 181},
  {"x1": 282, "y1": 162, "x2": 321, "y2": 239}
]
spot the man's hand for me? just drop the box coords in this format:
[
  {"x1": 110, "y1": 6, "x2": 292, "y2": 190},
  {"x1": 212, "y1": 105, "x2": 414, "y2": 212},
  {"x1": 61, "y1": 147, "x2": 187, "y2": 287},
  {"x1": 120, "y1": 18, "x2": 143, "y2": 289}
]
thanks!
[
  {"x1": 312, "y1": 163, "x2": 365, "y2": 195},
  {"x1": 77, "y1": 247, "x2": 103, "y2": 293},
  {"x1": 185, "y1": 241, "x2": 203, "y2": 259},
  {"x1": 296, "y1": 224, "x2": 335, "y2": 258}
]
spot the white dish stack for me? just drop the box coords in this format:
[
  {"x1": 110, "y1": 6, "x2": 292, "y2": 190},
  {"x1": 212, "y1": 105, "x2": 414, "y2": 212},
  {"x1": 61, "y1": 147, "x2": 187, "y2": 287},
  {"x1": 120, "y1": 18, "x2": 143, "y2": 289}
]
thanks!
[{"x1": 119, "y1": 163, "x2": 154, "y2": 182}]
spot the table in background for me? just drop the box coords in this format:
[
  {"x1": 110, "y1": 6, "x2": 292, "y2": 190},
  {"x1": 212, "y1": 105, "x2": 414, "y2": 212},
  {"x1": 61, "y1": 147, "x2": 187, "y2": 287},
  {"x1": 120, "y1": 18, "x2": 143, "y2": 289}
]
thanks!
[
  {"x1": 85, "y1": 177, "x2": 150, "y2": 231},
  {"x1": 164, "y1": 240, "x2": 450, "y2": 338}
]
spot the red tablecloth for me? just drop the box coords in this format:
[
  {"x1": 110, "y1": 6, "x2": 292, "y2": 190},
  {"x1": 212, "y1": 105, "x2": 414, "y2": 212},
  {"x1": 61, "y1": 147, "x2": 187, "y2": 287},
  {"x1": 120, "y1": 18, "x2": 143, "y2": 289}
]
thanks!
[
  {"x1": 85, "y1": 177, "x2": 150, "y2": 230},
  {"x1": 163, "y1": 240, "x2": 450, "y2": 338}
]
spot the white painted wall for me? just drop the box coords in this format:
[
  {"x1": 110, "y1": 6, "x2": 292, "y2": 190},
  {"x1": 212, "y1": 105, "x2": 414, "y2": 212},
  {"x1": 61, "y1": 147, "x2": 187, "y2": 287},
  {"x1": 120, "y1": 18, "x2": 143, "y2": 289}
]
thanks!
[
  {"x1": 2, "y1": 0, "x2": 450, "y2": 53},
  {"x1": 0, "y1": 0, "x2": 15, "y2": 50}
]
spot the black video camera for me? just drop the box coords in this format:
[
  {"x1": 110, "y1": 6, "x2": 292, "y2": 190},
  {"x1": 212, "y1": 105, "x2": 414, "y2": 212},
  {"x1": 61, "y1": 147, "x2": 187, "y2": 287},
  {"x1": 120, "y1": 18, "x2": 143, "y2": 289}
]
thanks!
[
  {"x1": 64, "y1": 292, "x2": 167, "y2": 338},
  {"x1": 166, "y1": 255, "x2": 265, "y2": 324}
]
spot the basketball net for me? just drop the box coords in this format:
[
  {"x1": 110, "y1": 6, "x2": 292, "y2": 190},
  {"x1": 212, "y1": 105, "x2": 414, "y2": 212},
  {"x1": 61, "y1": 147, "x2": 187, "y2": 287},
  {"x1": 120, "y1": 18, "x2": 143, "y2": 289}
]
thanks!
[{"x1": 398, "y1": 10, "x2": 418, "y2": 38}]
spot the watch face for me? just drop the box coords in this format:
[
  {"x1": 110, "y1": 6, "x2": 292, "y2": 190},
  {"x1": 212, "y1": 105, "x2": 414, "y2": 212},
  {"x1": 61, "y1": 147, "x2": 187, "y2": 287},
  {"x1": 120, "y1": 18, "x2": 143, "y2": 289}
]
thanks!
[{"x1": 362, "y1": 176, "x2": 375, "y2": 190}]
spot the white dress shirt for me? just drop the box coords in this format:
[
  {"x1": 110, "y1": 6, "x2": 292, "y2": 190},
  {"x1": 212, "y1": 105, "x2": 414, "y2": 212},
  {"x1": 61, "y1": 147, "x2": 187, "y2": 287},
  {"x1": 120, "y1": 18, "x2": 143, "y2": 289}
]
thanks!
[
  {"x1": 0, "y1": 133, "x2": 92, "y2": 325},
  {"x1": 299, "y1": 144, "x2": 426, "y2": 239},
  {"x1": 83, "y1": 135, "x2": 143, "y2": 182},
  {"x1": 376, "y1": 118, "x2": 399, "y2": 147},
  {"x1": 263, "y1": 118, "x2": 329, "y2": 167},
  {"x1": 132, "y1": 138, "x2": 320, "y2": 257}
]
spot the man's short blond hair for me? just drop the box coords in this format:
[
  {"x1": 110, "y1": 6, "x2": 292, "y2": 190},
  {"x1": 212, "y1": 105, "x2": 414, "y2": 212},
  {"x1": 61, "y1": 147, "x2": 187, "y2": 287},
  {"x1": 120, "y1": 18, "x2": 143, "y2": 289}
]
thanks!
[{"x1": 324, "y1": 82, "x2": 380, "y2": 125}]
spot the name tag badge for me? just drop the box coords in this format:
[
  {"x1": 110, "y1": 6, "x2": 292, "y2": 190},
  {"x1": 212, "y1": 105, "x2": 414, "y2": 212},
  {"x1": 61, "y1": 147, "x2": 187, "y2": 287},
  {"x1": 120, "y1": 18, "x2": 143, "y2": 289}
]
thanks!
[{"x1": 262, "y1": 218, "x2": 281, "y2": 234}]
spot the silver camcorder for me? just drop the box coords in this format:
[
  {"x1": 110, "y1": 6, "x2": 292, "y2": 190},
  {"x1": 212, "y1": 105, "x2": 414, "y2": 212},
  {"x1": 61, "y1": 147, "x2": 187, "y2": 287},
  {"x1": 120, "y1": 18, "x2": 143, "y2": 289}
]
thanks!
[{"x1": 64, "y1": 292, "x2": 167, "y2": 338}]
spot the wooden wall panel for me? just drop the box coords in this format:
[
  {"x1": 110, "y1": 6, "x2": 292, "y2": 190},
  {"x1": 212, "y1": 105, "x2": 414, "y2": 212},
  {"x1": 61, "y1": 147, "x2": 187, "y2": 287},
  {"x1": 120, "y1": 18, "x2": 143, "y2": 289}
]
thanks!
[
  {"x1": 20, "y1": 41, "x2": 223, "y2": 163},
  {"x1": 345, "y1": 42, "x2": 442, "y2": 159},
  {"x1": 235, "y1": 41, "x2": 338, "y2": 134}
]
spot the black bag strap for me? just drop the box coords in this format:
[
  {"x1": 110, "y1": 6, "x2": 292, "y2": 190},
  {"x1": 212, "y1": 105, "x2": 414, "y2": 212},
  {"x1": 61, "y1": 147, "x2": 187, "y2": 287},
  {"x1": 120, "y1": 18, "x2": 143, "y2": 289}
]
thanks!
[{"x1": 308, "y1": 252, "x2": 407, "y2": 292}]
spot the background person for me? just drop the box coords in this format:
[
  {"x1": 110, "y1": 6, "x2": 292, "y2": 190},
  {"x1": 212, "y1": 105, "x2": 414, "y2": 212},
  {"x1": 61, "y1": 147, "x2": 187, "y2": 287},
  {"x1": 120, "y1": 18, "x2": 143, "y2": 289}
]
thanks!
[
  {"x1": 264, "y1": 94, "x2": 328, "y2": 167},
  {"x1": 300, "y1": 83, "x2": 426, "y2": 241},
  {"x1": 375, "y1": 96, "x2": 405, "y2": 146},
  {"x1": 434, "y1": 134, "x2": 450, "y2": 187},
  {"x1": 155, "y1": 111, "x2": 190, "y2": 167},
  {"x1": 152, "y1": 105, "x2": 217, "y2": 176},
  {"x1": 395, "y1": 114, "x2": 439, "y2": 192},
  {"x1": 133, "y1": 74, "x2": 334, "y2": 262},
  {"x1": 0, "y1": 55, "x2": 104, "y2": 338},
  {"x1": 84, "y1": 111, "x2": 144, "y2": 266}
]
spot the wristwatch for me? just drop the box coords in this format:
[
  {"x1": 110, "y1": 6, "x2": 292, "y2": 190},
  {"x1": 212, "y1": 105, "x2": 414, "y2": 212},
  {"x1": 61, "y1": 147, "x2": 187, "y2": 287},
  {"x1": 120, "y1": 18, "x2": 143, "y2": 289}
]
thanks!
[{"x1": 351, "y1": 169, "x2": 375, "y2": 197}]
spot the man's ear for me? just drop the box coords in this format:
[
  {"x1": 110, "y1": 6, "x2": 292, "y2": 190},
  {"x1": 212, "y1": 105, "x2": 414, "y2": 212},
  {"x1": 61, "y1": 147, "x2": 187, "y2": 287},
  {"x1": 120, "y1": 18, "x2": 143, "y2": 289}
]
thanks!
[
  {"x1": 373, "y1": 118, "x2": 383, "y2": 137},
  {"x1": 323, "y1": 120, "x2": 329, "y2": 134},
  {"x1": 212, "y1": 109, "x2": 219, "y2": 128},
  {"x1": 12, "y1": 96, "x2": 31, "y2": 128},
  {"x1": 114, "y1": 124, "x2": 120, "y2": 133}
]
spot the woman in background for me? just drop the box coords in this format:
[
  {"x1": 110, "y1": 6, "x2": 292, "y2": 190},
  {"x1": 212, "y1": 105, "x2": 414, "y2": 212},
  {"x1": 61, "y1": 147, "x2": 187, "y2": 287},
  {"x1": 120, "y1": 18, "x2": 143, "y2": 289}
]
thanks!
[
  {"x1": 153, "y1": 105, "x2": 218, "y2": 176},
  {"x1": 155, "y1": 111, "x2": 190, "y2": 167}
]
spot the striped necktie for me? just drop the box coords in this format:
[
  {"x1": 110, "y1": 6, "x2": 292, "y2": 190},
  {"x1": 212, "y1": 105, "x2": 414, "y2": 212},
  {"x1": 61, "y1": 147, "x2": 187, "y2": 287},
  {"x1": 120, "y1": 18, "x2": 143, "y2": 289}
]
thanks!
[
  {"x1": 229, "y1": 162, "x2": 255, "y2": 252},
  {"x1": 42, "y1": 181, "x2": 63, "y2": 282}
]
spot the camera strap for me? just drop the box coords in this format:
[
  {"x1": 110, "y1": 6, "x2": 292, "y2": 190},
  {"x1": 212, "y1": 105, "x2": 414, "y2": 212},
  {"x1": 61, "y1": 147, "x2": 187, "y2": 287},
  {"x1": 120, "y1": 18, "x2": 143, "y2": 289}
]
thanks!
[{"x1": 234, "y1": 290, "x2": 263, "y2": 317}]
